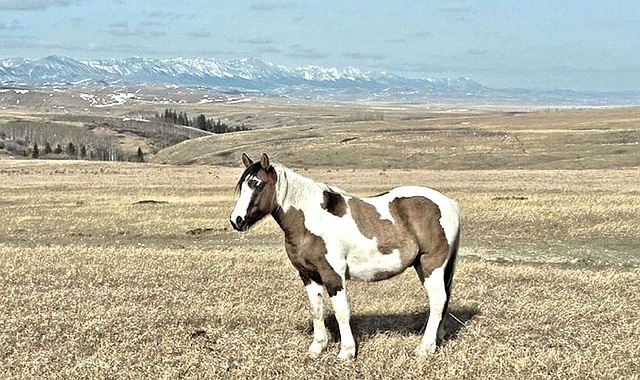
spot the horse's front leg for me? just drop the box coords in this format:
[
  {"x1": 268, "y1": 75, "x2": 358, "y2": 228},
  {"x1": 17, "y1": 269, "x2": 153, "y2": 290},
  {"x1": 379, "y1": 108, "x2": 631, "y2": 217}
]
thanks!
[
  {"x1": 303, "y1": 279, "x2": 328, "y2": 358},
  {"x1": 321, "y1": 254, "x2": 356, "y2": 359},
  {"x1": 328, "y1": 284, "x2": 356, "y2": 359}
]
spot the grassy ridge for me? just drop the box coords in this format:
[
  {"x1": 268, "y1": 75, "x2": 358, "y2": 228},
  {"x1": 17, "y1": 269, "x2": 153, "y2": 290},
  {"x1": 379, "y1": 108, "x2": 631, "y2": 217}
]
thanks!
[{"x1": 151, "y1": 107, "x2": 640, "y2": 170}]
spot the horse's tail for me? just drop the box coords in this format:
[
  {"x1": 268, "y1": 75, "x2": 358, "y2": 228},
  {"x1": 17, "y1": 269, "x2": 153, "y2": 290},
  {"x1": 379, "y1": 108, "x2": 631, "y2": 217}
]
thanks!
[{"x1": 442, "y1": 220, "x2": 460, "y2": 314}]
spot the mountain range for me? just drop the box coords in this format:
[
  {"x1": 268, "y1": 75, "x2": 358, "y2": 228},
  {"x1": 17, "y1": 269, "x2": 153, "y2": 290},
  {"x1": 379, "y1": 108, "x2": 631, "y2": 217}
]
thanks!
[{"x1": 1, "y1": 55, "x2": 638, "y2": 105}]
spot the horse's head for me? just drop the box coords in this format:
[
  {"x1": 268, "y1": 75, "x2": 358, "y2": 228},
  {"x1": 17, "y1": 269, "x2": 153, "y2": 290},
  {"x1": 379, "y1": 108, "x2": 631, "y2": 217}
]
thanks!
[{"x1": 230, "y1": 153, "x2": 278, "y2": 231}]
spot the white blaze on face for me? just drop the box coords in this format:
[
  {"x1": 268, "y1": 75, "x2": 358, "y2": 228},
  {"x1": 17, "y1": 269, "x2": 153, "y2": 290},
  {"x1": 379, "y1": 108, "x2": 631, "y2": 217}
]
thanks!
[{"x1": 230, "y1": 176, "x2": 257, "y2": 225}]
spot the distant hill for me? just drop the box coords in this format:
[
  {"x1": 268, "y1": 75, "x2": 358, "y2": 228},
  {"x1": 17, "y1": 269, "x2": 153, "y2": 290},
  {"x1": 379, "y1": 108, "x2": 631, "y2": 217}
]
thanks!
[
  {"x1": 150, "y1": 106, "x2": 640, "y2": 170},
  {"x1": 2, "y1": 56, "x2": 638, "y2": 105}
]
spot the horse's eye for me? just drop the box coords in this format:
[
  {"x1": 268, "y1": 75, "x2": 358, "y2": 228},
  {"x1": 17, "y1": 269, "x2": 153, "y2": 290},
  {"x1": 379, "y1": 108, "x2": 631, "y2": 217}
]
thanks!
[{"x1": 256, "y1": 182, "x2": 265, "y2": 190}]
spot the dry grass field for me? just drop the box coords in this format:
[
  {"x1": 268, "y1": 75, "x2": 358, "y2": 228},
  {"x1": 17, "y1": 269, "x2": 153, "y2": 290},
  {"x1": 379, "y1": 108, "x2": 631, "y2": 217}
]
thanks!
[{"x1": 1, "y1": 156, "x2": 639, "y2": 379}]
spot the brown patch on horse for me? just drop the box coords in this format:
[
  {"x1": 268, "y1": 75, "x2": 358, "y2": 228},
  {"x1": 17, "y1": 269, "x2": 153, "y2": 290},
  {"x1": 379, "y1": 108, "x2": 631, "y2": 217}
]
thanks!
[
  {"x1": 321, "y1": 191, "x2": 347, "y2": 217},
  {"x1": 272, "y1": 206, "x2": 343, "y2": 297},
  {"x1": 347, "y1": 198, "x2": 398, "y2": 255},
  {"x1": 392, "y1": 197, "x2": 450, "y2": 276},
  {"x1": 348, "y1": 196, "x2": 450, "y2": 276}
]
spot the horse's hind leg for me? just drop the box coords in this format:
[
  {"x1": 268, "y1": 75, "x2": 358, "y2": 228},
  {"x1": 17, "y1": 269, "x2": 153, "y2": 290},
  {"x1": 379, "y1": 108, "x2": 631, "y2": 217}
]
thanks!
[{"x1": 414, "y1": 258, "x2": 449, "y2": 356}]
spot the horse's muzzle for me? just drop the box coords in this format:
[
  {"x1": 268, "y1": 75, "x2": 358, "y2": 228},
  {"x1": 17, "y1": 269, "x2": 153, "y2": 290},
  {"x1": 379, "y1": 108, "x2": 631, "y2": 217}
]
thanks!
[{"x1": 230, "y1": 216, "x2": 248, "y2": 231}]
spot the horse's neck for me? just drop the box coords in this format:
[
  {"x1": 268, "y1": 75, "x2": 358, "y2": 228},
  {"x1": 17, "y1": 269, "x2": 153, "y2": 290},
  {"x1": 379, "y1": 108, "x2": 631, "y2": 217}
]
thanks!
[
  {"x1": 271, "y1": 164, "x2": 329, "y2": 235},
  {"x1": 273, "y1": 164, "x2": 324, "y2": 211}
]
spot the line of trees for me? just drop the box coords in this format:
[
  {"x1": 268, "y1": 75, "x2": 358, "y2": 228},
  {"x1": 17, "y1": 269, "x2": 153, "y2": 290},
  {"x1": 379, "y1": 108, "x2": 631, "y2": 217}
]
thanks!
[
  {"x1": 30, "y1": 142, "x2": 87, "y2": 159},
  {"x1": 0, "y1": 124, "x2": 127, "y2": 161},
  {"x1": 17, "y1": 140, "x2": 128, "y2": 161},
  {"x1": 156, "y1": 109, "x2": 251, "y2": 134}
]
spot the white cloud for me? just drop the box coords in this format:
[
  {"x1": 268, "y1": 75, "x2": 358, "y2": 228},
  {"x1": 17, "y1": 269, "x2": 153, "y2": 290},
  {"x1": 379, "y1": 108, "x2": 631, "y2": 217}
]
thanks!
[
  {"x1": 187, "y1": 30, "x2": 212, "y2": 38},
  {"x1": 0, "y1": 35, "x2": 168, "y2": 57},
  {"x1": 439, "y1": 4, "x2": 472, "y2": 13},
  {"x1": 343, "y1": 52, "x2": 387, "y2": 61},
  {"x1": 142, "y1": 10, "x2": 193, "y2": 22},
  {"x1": 106, "y1": 19, "x2": 167, "y2": 38},
  {"x1": 466, "y1": 48, "x2": 487, "y2": 56},
  {"x1": 238, "y1": 37, "x2": 274, "y2": 45},
  {"x1": 0, "y1": 19, "x2": 23, "y2": 30},
  {"x1": 0, "y1": 0, "x2": 82, "y2": 10},
  {"x1": 249, "y1": 2, "x2": 296, "y2": 11},
  {"x1": 287, "y1": 45, "x2": 328, "y2": 60}
]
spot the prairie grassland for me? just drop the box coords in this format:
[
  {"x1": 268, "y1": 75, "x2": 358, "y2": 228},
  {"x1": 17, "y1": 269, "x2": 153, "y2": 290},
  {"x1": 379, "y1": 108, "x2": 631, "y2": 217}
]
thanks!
[{"x1": 1, "y1": 160, "x2": 639, "y2": 379}]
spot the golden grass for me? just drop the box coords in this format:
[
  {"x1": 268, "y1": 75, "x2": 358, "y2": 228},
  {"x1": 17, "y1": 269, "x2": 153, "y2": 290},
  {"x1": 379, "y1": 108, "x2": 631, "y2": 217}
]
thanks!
[
  {"x1": 1, "y1": 245, "x2": 638, "y2": 379},
  {"x1": 1, "y1": 160, "x2": 639, "y2": 379}
]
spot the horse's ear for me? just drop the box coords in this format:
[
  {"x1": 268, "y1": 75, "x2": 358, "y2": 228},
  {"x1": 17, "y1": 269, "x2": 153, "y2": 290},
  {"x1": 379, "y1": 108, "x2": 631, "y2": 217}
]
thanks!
[
  {"x1": 260, "y1": 153, "x2": 270, "y2": 170},
  {"x1": 242, "y1": 153, "x2": 253, "y2": 168}
]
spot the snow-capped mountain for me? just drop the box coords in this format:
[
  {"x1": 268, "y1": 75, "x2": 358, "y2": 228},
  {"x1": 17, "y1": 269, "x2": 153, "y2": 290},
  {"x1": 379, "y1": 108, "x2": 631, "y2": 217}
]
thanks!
[
  {"x1": 0, "y1": 55, "x2": 484, "y2": 97},
  {"x1": 1, "y1": 56, "x2": 638, "y2": 105},
  {"x1": 0, "y1": 56, "x2": 365, "y2": 86}
]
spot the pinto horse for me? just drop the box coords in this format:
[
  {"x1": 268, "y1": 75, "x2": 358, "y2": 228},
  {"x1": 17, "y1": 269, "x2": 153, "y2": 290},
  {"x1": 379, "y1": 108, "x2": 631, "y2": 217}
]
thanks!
[{"x1": 230, "y1": 153, "x2": 461, "y2": 359}]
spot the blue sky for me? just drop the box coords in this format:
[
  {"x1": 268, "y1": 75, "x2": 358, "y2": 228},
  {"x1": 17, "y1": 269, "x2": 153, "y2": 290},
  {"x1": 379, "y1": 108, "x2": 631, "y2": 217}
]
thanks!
[{"x1": 0, "y1": 0, "x2": 638, "y2": 91}]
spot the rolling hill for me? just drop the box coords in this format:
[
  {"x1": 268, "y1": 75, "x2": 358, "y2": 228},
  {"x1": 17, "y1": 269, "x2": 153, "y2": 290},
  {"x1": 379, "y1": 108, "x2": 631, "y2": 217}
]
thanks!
[{"x1": 150, "y1": 106, "x2": 640, "y2": 170}]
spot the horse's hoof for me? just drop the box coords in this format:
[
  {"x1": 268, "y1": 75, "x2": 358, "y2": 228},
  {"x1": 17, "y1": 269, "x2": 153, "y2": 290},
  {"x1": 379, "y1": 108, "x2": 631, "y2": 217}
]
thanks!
[
  {"x1": 307, "y1": 350, "x2": 321, "y2": 359},
  {"x1": 414, "y1": 343, "x2": 437, "y2": 356},
  {"x1": 307, "y1": 340, "x2": 327, "y2": 359},
  {"x1": 337, "y1": 345, "x2": 356, "y2": 360}
]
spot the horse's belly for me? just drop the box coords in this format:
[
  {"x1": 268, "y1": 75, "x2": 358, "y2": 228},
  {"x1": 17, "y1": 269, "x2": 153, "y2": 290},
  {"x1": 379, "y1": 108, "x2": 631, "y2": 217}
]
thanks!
[{"x1": 345, "y1": 249, "x2": 407, "y2": 282}]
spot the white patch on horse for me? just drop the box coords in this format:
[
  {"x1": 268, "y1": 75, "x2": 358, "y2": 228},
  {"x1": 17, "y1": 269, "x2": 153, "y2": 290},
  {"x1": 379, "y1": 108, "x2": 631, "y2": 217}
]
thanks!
[
  {"x1": 361, "y1": 193, "x2": 396, "y2": 223},
  {"x1": 346, "y1": 247, "x2": 404, "y2": 281},
  {"x1": 230, "y1": 175, "x2": 257, "y2": 223}
]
